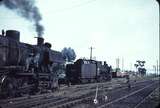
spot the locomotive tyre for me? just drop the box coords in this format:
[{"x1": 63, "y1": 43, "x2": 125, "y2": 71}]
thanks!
[{"x1": 0, "y1": 76, "x2": 18, "y2": 98}]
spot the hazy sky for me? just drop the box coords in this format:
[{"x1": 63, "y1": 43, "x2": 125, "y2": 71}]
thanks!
[{"x1": 0, "y1": 0, "x2": 159, "y2": 71}]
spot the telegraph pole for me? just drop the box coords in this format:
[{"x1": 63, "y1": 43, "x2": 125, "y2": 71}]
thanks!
[
  {"x1": 130, "y1": 63, "x2": 132, "y2": 71},
  {"x1": 122, "y1": 57, "x2": 124, "y2": 72},
  {"x1": 89, "y1": 46, "x2": 94, "y2": 60},
  {"x1": 153, "y1": 65, "x2": 156, "y2": 77},
  {"x1": 156, "y1": 60, "x2": 159, "y2": 76},
  {"x1": 116, "y1": 58, "x2": 120, "y2": 69}
]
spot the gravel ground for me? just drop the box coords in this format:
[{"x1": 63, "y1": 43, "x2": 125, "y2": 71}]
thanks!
[
  {"x1": 52, "y1": 78, "x2": 127, "y2": 97},
  {"x1": 0, "y1": 76, "x2": 158, "y2": 108},
  {"x1": 136, "y1": 87, "x2": 160, "y2": 108},
  {"x1": 50, "y1": 76, "x2": 155, "y2": 99}
]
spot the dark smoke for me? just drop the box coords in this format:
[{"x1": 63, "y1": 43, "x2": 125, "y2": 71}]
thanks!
[{"x1": 0, "y1": 0, "x2": 44, "y2": 36}]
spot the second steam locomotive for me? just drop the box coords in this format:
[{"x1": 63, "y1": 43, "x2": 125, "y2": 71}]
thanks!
[{"x1": 66, "y1": 59, "x2": 112, "y2": 84}]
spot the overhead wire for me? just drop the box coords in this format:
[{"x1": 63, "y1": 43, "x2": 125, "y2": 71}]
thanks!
[{"x1": 48, "y1": 0, "x2": 99, "y2": 13}]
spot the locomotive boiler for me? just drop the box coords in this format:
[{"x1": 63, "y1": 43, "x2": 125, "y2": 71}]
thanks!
[
  {"x1": 66, "y1": 59, "x2": 112, "y2": 84},
  {"x1": 0, "y1": 30, "x2": 65, "y2": 98}
]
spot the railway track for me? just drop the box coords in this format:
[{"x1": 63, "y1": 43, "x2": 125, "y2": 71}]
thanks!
[
  {"x1": 97, "y1": 81, "x2": 159, "y2": 108},
  {"x1": 0, "y1": 79, "x2": 158, "y2": 108},
  {"x1": 50, "y1": 80, "x2": 159, "y2": 108},
  {"x1": 0, "y1": 78, "x2": 125, "y2": 107}
]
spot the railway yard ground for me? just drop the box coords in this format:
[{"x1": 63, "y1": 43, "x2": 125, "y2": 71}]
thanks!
[{"x1": 0, "y1": 76, "x2": 159, "y2": 108}]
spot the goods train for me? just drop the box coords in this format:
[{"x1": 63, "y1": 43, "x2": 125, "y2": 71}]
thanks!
[
  {"x1": 66, "y1": 59, "x2": 112, "y2": 84},
  {"x1": 0, "y1": 30, "x2": 65, "y2": 98}
]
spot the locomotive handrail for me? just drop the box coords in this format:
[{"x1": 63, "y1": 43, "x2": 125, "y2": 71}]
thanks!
[{"x1": 0, "y1": 66, "x2": 25, "y2": 70}]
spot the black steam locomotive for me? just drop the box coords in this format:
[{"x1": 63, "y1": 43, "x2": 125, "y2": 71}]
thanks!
[
  {"x1": 66, "y1": 59, "x2": 112, "y2": 84},
  {"x1": 0, "y1": 30, "x2": 65, "y2": 98}
]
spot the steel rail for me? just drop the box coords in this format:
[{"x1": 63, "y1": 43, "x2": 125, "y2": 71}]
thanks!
[{"x1": 98, "y1": 82, "x2": 158, "y2": 108}]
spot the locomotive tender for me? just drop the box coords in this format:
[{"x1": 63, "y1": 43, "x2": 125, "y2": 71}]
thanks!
[
  {"x1": 0, "y1": 30, "x2": 65, "y2": 98},
  {"x1": 66, "y1": 59, "x2": 112, "y2": 84}
]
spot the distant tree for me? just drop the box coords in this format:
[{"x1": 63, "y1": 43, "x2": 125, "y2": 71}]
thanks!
[
  {"x1": 61, "y1": 47, "x2": 68, "y2": 60},
  {"x1": 135, "y1": 60, "x2": 146, "y2": 75},
  {"x1": 136, "y1": 60, "x2": 145, "y2": 67},
  {"x1": 115, "y1": 68, "x2": 120, "y2": 72},
  {"x1": 134, "y1": 64, "x2": 139, "y2": 69},
  {"x1": 61, "y1": 47, "x2": 76, "y2": 62}
]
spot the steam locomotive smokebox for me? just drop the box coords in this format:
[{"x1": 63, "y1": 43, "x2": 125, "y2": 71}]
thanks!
[{"x1": 6, "y1": 30, "x2": 20, "y2": 42}]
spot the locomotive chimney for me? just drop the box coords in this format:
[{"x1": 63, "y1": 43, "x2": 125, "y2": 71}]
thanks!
[
  {"x1": 37, "y1": 37, "x2": 44, "y2": 45},
  {"x1": 2, "y1": 29, "x2": 5, "y2": 36}
]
